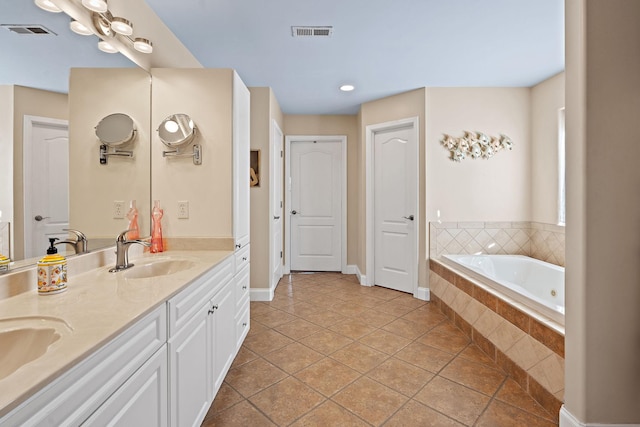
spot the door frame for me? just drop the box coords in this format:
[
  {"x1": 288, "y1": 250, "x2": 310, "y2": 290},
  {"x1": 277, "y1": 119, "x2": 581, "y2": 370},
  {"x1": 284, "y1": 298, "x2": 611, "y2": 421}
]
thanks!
[
  {"x1": 284, "y1": 135, "x2": 347, "y2": 274},
  {"x1": 365, "y1": 117, "x2": 419, "y2": 295},
  {"x1": 270, "y1": 119, "x2": 284, "y2": 290},
  {"x1": 23, "y1": 115, "x2": 69, "y2": 258}
]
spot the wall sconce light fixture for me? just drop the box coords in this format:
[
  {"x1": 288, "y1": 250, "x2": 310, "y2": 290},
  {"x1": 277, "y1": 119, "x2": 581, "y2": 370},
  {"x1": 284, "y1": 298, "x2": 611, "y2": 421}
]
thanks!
[
  {"x1": 35, "y1": 0, "x2": 153, "y2": 55},
  {"x1": 441, "y1": 131, "x2": 513, "y2": 162}
]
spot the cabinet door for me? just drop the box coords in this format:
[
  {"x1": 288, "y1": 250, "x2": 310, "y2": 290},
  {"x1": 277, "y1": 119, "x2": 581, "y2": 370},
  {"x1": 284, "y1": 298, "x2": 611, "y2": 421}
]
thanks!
[
  {"x1": 232, "y1": 73, "x2": 250, "y2": 249},
  {"x1": 169, "y1": 304, "x2": 210, "y2": 427},
  {"x1": 210, "y1": 281, "x2": 236, "y2": 395},
  {"x1": 83, "y1": 346, "x2": 168, "y2": 427}
]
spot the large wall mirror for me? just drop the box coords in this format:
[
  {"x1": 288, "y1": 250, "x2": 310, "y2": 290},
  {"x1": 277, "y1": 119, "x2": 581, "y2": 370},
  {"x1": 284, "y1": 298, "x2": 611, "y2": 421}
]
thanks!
[{"x1": 1, "y1": 1, "x2": 149, "y2": 268}]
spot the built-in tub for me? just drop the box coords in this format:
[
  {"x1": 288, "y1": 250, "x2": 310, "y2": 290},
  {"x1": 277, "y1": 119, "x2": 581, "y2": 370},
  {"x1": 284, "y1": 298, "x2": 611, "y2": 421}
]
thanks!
[{"x1": 441, "y1": 254, "x2": 565, "y2": 325}]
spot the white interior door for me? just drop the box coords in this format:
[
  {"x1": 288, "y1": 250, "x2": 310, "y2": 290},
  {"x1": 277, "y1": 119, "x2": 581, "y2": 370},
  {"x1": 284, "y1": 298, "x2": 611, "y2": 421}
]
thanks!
[
  {"x1": 290, "y1": 140, "x2": 342, "y2": 271},
  {"x1": 373, "y1": 125, "x2": 417, "y2": 293},
  {"x1": 271, "y1": 121, "x2": 284, "y2": 288},
  {"x1": 24, "y1": 116, "x2": 69, "y2": 258}
]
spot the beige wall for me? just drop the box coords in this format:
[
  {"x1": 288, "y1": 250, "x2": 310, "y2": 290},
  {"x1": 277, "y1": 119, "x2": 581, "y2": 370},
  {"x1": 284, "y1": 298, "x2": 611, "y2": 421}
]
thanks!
[
  {"x1": 360, "y1": 88, "x2": 427, "y2": 283},
  {"x1": 151, "y1": 68, "x2": 233, "y2": 238},
  {"x1": 531, "y1": 73, "x2": 565, "y2": 224},
  {"x1": 10, "y1": 86, "x2": 68, "y2": 259},
  {"x1": 565, "y1": 0, "x2": 640, "y2": 423},
  {"x1": 69, "y1": 69, "x2": 150, "y2": 241},
  {"x1": 425, "y1": 87, "x2": 532, "y2": 223},
  {"x1": 249, "y1": 87, "x2": 284, "y2": 290},
  {"x1": 283, "y1": 114, "x2": 359, "y2": 267}
]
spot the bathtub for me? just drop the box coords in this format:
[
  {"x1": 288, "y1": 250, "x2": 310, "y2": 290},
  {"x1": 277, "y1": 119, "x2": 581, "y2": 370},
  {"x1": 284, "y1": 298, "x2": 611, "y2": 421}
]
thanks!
[{"x1": 441, "y1": 254, "x2": 565, "y2": 325}]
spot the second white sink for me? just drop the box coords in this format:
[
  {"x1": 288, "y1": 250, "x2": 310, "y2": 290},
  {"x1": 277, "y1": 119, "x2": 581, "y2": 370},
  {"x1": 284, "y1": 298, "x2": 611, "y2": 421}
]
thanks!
[{"x1": 123, "y1": 259, "x2": 196, "y2": 280}]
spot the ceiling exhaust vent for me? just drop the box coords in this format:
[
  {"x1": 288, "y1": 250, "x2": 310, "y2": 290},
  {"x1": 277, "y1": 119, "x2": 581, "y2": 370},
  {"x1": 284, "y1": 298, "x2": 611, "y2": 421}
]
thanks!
[
  {"x1": 1, "y1": 24, "x2": 57, "y2": 35},
  {"x1": 291, "y1": 26, "x2": 333, "y2": 37}
]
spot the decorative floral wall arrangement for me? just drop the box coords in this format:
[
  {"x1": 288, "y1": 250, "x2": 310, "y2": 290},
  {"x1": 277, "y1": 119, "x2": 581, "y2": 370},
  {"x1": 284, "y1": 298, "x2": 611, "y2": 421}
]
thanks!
[{"x1": 440, "y1": 131, "x2": 513, "y2": 162}]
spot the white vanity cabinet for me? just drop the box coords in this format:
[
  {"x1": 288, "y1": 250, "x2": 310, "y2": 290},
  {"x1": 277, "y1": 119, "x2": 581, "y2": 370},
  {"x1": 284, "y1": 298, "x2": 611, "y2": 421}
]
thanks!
[
  {"x1": 0, "y1": 306, "x2": 166, "y2": 427},
  {"x1": 233, "y1": 72, "x2": 251, "y2": 251}
]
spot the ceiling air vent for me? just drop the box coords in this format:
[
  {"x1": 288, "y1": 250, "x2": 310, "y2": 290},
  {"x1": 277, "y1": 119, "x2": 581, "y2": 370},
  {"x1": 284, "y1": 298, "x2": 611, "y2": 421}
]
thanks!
[
  {"x1": 1, "y1": 24, "x2": 57, "y2": 35},
  {"x1": 291, "y1": 26, "x2": 333, "y2": 38}
]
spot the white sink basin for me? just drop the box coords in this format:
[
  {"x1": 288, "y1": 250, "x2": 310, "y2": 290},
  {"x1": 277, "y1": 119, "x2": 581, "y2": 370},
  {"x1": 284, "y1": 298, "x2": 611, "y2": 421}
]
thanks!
[
  {"x1": 0, "y1": 317, "x2": 72, "y2": 380},
  {"x1": 123, "y1": 258, "x2": 196, "y2": 280}
]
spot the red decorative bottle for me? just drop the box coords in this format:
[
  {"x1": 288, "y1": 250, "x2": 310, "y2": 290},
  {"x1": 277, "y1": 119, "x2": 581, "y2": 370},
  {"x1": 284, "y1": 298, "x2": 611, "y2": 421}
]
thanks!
[{"x1": 150, "y1": 200, "x2": 164, "y2": 253}]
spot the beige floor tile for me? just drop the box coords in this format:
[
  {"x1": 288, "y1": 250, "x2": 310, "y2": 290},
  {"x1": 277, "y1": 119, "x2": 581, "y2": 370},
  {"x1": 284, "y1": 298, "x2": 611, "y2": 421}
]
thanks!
[
  {"x1": 204, "y1": 383, "x2": 243, "y2": 419},
  {"x1": 224, "y1": 358, "x2": 288, "y2": 398},
  {"x1": 384, "y1": 400, "x2": 464, "y2": 427},
  {"x1": 495, "y1": 378, "x2": 556, "y2": 421},
  {"x1": 295, "y1": 358, "x2": 361, "y2": 396},
  {"x1": 416, "y1": 327, "x2": 470, "y2": 354},
  {"x1": 230, "y1": 346, "x2": 259, "y2": 369},
  {"x1": 250, "y1": 302, "x2": 280, "y2": 317},
  {"x1": 290, "y1": 400, "x2": 369, "y2": 426},
  {"x1": 243, "y1": 329, "x2": 295, "y2": 355},
  {"x1": 359, "y1": 329, "x2": 412, "y2": 355},
  {"x1": 401, "y1": 305, "x2": 447, "y2": 327},
  {"x1": 252, "y1": 309, "x2": 297, "y2": 328},
  {"x1": 457, "y1": 343, "x2": 496, "y2": 368},
  {"x1": 331, "y1": 342, "x2": 389, "y2": 373},
  {"x1": 356, "y1": 309, "x2": 398, "y2": 328},
  {"x1": 273, "y1": 318, "x2": 323, "y2": 340},
  {"x1": 395, "y1": 342, "x2": 455, "y2": 373},
  {"x1": 439, "y1": 356, "x2": 506, "y2": 396},
  {"x1": 249, "y1": 377, "x2": 325, "y2": 426},
  {"x1": 376, "y1": 300, "x2": 416, "y2": 317},
  {"x1": 332, "y1": 377, "x2": 408, "y2": 425},
  {"x1": 414, "y1": 376, "x2": 490, "y2": 425},
  {"x1": 329, "y1": 301, "x2": 370, "y2": 317},
  {"x1": 476, "y1": 400, "x2": 558, "y2": 427},
  {"x1": 301, "y1": 310, "x2": 347, "y2": 327},
  {"x1": 263, "y1": 342, "x2": 324, "y2": 374},
  {"x1": 382, "y1": 318, "x2": 435, "y2": 340},
  {"x1": 389, "y1": 294, "x2": 428, "y2": 309},
  {"x1": 202, "y1": 400, "x2": 275, "y2": 427},
  {"x1": 298, "y1": 330, "x2": 354, "y2": 355},
  {"x1": 367, "y1": 357, "x2": 434, "y2": 396},
  {"x1": 279, "y1": 301, "x2": 325, "y2": 317},
  {"x1": 329, "y1": 318, "x2": 377, "y2": 339}
]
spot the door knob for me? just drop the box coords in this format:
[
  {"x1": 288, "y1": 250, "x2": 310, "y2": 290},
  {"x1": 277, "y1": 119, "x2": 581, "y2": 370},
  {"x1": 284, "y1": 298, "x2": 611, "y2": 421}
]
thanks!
[
  {"x1": 291, "y1": 210, "x2": 299, "y2": 215},
  {"x1": 403, "y1": 215, "x2": 414, "y2": 221},
  {"x1": 34, "y1": 215, "x2": 50, "y2": 221},
  {"x1": 274, "y1": 216, "x2": 281, "y2": 220}
]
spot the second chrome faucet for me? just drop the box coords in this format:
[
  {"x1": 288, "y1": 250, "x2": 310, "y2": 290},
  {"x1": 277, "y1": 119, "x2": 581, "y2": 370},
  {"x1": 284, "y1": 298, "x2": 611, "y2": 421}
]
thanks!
[{"x1": 109, "y1": 230, "x2": 151, "y2": 273}]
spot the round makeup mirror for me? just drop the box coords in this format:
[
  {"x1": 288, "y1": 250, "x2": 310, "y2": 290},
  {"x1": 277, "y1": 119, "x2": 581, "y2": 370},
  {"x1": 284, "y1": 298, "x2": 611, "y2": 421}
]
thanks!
[
  {"x1": 95, "y1": 113, "x2": 136, "y2": 147},
  {"x1": 158, "y1": 113, "x2": 197, "y2": 148}
]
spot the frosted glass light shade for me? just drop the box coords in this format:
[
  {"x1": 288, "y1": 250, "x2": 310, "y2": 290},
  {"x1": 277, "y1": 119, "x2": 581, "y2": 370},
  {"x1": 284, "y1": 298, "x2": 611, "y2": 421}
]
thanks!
[
  {"x1": 82, "y1": 0, "x2": 108, "y2": 13},
  {"x1": 70, "y1": 20, "x2": 93, "y2": 36},
  {"x1": 35, "y1": 0, "x2": 62, "y2": 13},
  {"x1": 133, "y1": 38, "x2": 153, "y2": 54},
  {"x1": 110, "y1": 17, "x2": 133, "y2": 36},
  {"x1": 98, "y1": 40, "x2": 118, "y2": 53}
]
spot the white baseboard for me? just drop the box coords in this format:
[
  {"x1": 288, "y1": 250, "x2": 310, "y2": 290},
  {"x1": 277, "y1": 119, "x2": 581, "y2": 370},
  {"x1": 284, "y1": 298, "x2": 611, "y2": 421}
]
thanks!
[
  {"x1": 344, "y1": 265, "x2": 358, "y2": 275},
  {"x1": 560, "y1": 406, "x2": 640, "y2": 427},
  {"x1": 250, "y1": 287, "x2": 274, "y2": 302},
  {"x1": 415, "y1": 286, "x2": 430, "y2": 301}
]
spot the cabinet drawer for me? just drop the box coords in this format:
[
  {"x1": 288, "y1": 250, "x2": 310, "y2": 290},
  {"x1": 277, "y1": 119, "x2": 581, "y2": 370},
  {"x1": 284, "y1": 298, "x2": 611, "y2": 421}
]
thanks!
[
  {"x1": 168, "y1": 256, "x2": 233, "y2": 337},
  {"x1": 1, "y1": 306, "x2": 166, "y2": 427},
  {"x1": 235, "y1": 304, "x2": 250, "y2": 350},
  {"x1": 234, "y1": 263, "x2": 250, "y2": 308},
  {"x1": 234, "y1": 244, "x2": 250, "y2": 273}
]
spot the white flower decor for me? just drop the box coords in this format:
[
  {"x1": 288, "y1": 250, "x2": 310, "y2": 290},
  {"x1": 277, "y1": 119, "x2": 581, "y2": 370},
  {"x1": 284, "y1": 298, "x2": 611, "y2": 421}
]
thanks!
[{"x1": 440, "y1": 132, "x2": 513, "y2": 162}]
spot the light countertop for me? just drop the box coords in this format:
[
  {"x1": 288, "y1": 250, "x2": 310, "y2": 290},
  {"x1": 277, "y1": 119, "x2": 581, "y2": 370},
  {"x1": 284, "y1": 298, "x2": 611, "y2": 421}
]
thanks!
[{"x1": 0, "y1": 249, "x2": 233, "y2": 417}]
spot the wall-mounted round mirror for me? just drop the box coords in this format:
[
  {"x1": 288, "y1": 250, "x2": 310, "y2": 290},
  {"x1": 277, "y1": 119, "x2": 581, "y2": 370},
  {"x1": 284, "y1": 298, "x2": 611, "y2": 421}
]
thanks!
[
  {"x1": 95, "y1": 113, "x2": 136, "y2": 147},
  {"x1": 158, "y1": 113, "x2": 197, "y2": 148}
]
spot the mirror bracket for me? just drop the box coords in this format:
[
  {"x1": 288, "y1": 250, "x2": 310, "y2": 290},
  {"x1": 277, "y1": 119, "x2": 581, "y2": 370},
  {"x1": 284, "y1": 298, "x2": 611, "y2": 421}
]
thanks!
[
  {"x1": 100, "y1": 144, "x2": 134, "y2": 165},
  {"x1": 162, "y1": 144, "x2": 202, "y2": 165}
]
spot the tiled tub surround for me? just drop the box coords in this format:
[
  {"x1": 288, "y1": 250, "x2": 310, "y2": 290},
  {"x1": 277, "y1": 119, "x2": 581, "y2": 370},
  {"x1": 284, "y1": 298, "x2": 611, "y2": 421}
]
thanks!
[
  {"x1": 430, "y1": 221, "x2": 565, "y2": 267},
  {"x1": 429, "y1": 259, "x2": 564, "y2": 418}
]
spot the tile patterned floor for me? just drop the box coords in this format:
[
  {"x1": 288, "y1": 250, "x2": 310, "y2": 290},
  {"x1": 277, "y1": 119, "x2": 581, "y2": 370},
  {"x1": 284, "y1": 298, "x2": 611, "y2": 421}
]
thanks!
[{"x1": 202, "y1": 273, "x2": 558, "y2": 427}]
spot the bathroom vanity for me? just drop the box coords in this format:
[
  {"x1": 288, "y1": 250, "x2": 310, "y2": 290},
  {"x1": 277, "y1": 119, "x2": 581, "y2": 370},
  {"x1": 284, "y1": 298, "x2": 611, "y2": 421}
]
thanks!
[{"x1": 0, "y1": 249, "x2": 249, "y2": 427}]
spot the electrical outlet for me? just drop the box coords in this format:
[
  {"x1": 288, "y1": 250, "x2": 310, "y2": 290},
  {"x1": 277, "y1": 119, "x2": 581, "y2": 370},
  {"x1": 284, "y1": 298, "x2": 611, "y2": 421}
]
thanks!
[
  {"x1": 113, "y1": 201, "x2": 125, "y2": 219},
  {"x1": 177, "y1": 201, "x2": 189, "y2": 219}
]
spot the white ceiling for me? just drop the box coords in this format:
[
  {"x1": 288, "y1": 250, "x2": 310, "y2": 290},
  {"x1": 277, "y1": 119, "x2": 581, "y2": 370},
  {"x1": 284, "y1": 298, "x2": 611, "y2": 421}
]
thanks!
[{"x1": 2, "y1": 0, "x2": 564, "y2": 115}]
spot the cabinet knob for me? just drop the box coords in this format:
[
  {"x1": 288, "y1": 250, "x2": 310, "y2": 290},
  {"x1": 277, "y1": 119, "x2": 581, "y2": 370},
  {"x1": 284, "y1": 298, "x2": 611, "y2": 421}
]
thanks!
[
  {"x1": 242, "y1": 285, "x2": 247, "y2": 290},
  {"x1": 242, "y1": 257, "x2": 247, "y2": 261},
  {"x1": 208, "y1": 309, "x2": 214, "y2": 315},
  {"x1": 242, "y1": 322, "x2": 247, "y2": 327},
  {"x1": 235, "y1": 244, "x2": 241, "y2": 249}
]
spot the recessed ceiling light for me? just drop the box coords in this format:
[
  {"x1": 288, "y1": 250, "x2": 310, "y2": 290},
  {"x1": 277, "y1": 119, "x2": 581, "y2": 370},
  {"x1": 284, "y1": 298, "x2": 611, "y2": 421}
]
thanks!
[
  {"x1": 82, "y1": 0, "x2": 108, "y2": 13},
  {"x1": 340, "y1": 84, "x2": 355, "y2": 92},
  {"x1": 98, "y1": 40, "x2": 117, "y2": 53},
  {"x1": 70, "y1": 20, "x2": 93, "y2": 36},
  {"x1": 34, "y1": 0, "x2": 62, "y2": 13}
]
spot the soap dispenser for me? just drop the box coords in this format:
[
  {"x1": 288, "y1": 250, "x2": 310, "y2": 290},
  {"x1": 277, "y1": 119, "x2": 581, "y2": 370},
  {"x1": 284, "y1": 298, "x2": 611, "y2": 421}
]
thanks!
[{"x1": 37, "y1": 238, "x2": 67, "y2": 295}]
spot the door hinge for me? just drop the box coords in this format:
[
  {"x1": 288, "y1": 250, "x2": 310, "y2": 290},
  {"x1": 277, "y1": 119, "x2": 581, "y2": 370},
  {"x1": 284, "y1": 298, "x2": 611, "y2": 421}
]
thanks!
[
  {"x1": 280, "y1": 201, "x2": 283, "y2": 208},
  {"x1": 280, "y1": 251, "x2": 283, "y2": 259},
  {"x1": 280, "y1": 150, "x2": 283, "y2": 158}
]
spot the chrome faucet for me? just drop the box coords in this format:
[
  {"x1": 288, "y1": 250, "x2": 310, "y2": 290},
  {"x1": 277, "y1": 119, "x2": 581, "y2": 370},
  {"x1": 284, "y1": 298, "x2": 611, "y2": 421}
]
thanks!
[
  {"x1": 109, "y1": 230, "x2": 151, "y2": 273},
  {"x1": 54, "y1": 229, "x2": 89, "y2": 254}
]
